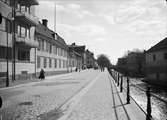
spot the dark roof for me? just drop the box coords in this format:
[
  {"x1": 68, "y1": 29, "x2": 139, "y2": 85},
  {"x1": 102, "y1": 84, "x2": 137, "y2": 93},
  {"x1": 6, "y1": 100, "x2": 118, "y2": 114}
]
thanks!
[
  {"x1": 35, "y1": 22, "x2": 68, "y2": 49},
  {"x1": 147, "y1": 38, "x2": 167, "y2": 52},
  {"x1": 147, "y1": 37, "x2": 167, "y2": 53},
  {"x1": 68, "y1": 45, "x2": 85, "y2": 53}
]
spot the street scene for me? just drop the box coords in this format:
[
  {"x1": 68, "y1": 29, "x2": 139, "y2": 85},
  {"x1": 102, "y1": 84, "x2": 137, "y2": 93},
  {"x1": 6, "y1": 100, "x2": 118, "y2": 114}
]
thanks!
[{"x1": 0, "y1": 0, "x2": 167, "y2": 120}]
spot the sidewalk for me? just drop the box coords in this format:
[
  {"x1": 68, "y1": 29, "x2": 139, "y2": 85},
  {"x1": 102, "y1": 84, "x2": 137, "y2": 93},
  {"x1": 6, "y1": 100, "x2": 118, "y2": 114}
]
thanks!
[
  {"x1": 57, "y1": 70, "x2": 146, "y2": 120},
  {"x1": 0, "y1": 71, "x2": 78, "y2": 90}
]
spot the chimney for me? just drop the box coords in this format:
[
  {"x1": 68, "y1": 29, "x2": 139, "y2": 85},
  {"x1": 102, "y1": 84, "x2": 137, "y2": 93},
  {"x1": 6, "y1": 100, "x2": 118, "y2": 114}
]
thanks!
[
  {"x1": 42, "y1": 19, "x2": 48, "y2": 27},
  {"x1": 72, "y1": 42, "x2": 76, "y2": 46}
]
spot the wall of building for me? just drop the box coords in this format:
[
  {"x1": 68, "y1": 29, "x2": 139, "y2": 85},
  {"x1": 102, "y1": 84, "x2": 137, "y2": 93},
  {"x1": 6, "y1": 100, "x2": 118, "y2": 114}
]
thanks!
[
  {"x1": 146, "y1": 49, "x2": 167, "y2": 82},
  {"x1": 36, "y1": 35, "x2": 68, "y2": 75}
]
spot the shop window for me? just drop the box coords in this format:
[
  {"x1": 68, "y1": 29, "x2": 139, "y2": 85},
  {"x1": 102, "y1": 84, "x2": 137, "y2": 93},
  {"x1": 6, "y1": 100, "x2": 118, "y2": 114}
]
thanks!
[{"x1": 18, "y1": 49, "x2": 30, "y2": 61}]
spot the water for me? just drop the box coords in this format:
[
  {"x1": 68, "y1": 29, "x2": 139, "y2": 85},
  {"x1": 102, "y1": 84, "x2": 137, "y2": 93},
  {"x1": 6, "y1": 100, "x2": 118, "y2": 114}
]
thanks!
[{"x1": 122, "y1": 77, "x2": 167, "y2": 120}]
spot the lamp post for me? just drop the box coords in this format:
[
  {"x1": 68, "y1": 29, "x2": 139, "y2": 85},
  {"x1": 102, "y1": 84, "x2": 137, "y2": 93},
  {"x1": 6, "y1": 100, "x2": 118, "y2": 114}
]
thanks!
[
  {"x1": 5, "y1": 12, "x2": 13, "y2": 87},
  {"x1": 6, "y1": 20, "x2": 9, "y2": 87},
  {"x1": 12, "y1": 0, "x2": 16, "y2": 81}
]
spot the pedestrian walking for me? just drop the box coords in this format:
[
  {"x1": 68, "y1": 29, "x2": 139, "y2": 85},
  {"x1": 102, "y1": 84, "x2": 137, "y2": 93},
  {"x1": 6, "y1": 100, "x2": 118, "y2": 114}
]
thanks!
[
  {"x1": 39, "y1": 69, "x2": 45, "y2": 80},
  {"x1": 75, "y1": 67, "x2": 78, "y2": 72}
]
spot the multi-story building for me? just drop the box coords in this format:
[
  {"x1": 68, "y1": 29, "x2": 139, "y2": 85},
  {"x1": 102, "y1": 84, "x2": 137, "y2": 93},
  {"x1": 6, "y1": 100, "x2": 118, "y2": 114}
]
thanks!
[
  {"x1": 146, "y1": 38, "x2": 167, "y2": 86},
  {"x1": 68, "y1": 43, "x2": 85, "y2": 70},
  {"x1": 68, "y1": 45, "x2": 82, "y2": 71},
  {"x1": 84, "y1": 49, "x2": 95, "y2": 68},
  {"x1": 126, "y1": 52, "x2": 145, "y2": 76},
  {"x1": 35, "y1": 19, "x2": 68, "y2": 76},
  {"x1": 0, "y1": 0, "x2": 39, "y2": 83},
  {"x1": 116, "y1": 51, "x2": 145, "y2": 76}
]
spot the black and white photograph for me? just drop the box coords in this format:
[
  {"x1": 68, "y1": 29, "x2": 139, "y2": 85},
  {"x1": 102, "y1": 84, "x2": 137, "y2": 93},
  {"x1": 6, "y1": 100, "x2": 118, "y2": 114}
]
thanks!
[{"x1": 0, "y1": 0, "x2": 167, "y2": 120}]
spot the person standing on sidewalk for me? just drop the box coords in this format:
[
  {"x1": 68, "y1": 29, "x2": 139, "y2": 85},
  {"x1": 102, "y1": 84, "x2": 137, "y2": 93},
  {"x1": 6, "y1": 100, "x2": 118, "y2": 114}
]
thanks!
[{"x1": 39, "y1": 69, "x2": 45, "y2": 80}]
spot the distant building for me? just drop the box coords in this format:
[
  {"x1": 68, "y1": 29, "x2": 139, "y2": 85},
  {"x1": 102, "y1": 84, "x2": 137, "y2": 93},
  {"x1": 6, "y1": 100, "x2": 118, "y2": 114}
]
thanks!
[
  {"x1": 35, "y1": 19, "x2": 68, "y2": 76},
  {"x1": 126, "y1": 52, "x2": 145, "y2": 76},
  {"x1": 145, "y1": 38, "x2": 167, "y2": 85},
  {"x1": 68, "y1": 43, "x2": 85, "y2": 70},
  {"x1": 84, "y1": 49, "x2": 95, "y2": 68},
  {"x1": 68, "y1": 44, "x2": 82, "y2": 71},
  {"x1": 117, "y1": 58, "x2": 127, "y2": 66},
  {"x1": 0, "y1": 0, "x2": 39, "y2": 81},
  {"x1": 116, "y1": 51, "x2": 145, "y2": 76}
]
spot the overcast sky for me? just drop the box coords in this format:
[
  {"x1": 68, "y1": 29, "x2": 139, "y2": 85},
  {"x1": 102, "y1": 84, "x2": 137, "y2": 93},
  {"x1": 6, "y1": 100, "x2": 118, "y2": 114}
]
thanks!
[{"x1": 36, "y1": 0, "x2": 167, "y2": 64}]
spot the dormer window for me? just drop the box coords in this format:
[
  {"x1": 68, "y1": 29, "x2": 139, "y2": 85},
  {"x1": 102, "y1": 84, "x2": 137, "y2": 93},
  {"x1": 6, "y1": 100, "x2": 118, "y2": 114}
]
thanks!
[{"x1": 52, "y1": 34, "x2": 55, "y2": 38}]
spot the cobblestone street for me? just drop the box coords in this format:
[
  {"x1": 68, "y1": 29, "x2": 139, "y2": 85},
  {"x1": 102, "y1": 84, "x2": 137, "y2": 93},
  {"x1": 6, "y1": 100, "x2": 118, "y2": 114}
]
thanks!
[
  {"x1": 58, "y1": 70, "x2": 146, "y2": 120},
  {"x1": 0, "y1": 69, "x2": 100, "y2": 120},
  {"x1": 0, "y1": 69, "x2": 148, "y2": 120}
]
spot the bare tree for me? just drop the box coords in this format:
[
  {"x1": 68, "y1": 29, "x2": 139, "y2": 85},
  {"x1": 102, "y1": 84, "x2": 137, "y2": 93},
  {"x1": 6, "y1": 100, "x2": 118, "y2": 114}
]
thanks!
[{"x1": 97, "y1": 54, "x2": 111, "y2": 71}]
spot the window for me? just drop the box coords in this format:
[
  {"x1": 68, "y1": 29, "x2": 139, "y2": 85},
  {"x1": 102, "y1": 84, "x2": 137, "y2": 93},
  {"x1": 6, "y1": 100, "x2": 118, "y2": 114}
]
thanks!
[
  {"x1": 37, "y1": 38, "x2": 41, "y2": 51},
  {"x1": 153, "y1": 54, "x2": 156, "y2": 61},
  {"x1": 59, "y1": 59, "x2": 61, "y2": 68},
  {"x1": 17, "y1": 3, "x2": 21, "y2": 11},
  {"x1": 44, "y1": 58, "x2": 47, "y2": 68},
  {"x1": 37, "y1": 56, "x2": 40, "y2": 68},
  {"x1": 0, "y1": 46, "x2": 12, "y2": 60},
  {"x1": 49, "y1": 59, "x2": 52, "y2": 68},
  {"x1": 21, "y1": 6, "x2": 26, "y2": 12},
  {"x1": 6, "y1": 19, "x2": 12, "y2": 33},
  {"x1": 156, "y1": 73, "x2": 159, "y2": 80},
  {"x1": 18, "y1": 49, "x2": 30, "y2": 61},
  {"x1": 26, "y1": 6, "x2": 30, "y2": 13},
  {"x1": 21, "y1": 26, "x2": 26, "y2": 37},
  {"x1": 164, "y1": 53, "x2": 167, "y2": 60},
  {"x1": 49, "y1": 44, "x2": 52, "y2": 53},
  {"x1": 27, "y1": 28, "x2": 30, "y2": 38},
  {"x1": 53, "y1": 45, "x2": 57, "y2": 54},
  {"x1": 56, "y1": 47, "x2": 59, "y2": 55},
  {"x1": 54, "y1": 59, "x2": 57, "y2": 68},
  {"x1": 17, "y1": 25, "x2": 20, "y2": 36},
  {"x1": 42, "y1": 39, "x2": 45, "y2": 51}
]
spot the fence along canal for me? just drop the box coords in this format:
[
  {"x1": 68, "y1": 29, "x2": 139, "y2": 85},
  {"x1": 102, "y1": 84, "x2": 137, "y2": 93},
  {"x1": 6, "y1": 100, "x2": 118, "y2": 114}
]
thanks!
[{"x1": 108, "y1": 69, "x2": 167, "y2": 120}]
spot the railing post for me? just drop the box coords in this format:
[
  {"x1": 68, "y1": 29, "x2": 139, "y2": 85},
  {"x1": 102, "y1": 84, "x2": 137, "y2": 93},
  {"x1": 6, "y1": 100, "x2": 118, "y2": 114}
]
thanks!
[
  {"x1": 120, "y1": 75, "x2": 123, "y2": 92},
  {"x1": 0, "y1": 96, "x2": 2, "y2": 120},
  {"x1": 114, "y1": 71, "x2": 116, "y2": 82},
  {"x1": 146, "y1": 86, "x2": 151, "y2": 120},
  {"x1": 126, "y1": 77, "x2": 130, "y2": 104},
  {"x1": 117, "y1": 73, "x2": 119, "y2": 86}
]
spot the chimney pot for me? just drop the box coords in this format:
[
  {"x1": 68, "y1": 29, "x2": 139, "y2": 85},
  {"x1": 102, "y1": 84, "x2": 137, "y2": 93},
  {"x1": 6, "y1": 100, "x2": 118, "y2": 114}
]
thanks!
[{"x1": 42, "y1": 19, "x2": 48, "y2": 27}]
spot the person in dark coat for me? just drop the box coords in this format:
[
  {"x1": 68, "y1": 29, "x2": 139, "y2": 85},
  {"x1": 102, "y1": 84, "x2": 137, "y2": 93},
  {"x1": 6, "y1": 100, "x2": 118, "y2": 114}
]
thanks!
[{"x1": 39, "y1": 69, "x2": 45, "y2": 80}]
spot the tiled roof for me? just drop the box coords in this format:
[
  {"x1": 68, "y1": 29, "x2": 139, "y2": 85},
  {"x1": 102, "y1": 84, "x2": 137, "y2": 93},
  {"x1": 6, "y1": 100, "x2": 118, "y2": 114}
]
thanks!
[
  {"x1": 35, "y1": 22, "x2": 68, "y2": 49},
  {"x1": 147, "y1": 37, "x2": 167, "y2": 53},
  {"x1": 68, "y1": 45, "x2": 85, "y2": 53}
]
